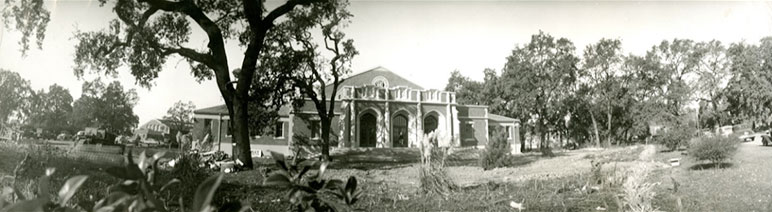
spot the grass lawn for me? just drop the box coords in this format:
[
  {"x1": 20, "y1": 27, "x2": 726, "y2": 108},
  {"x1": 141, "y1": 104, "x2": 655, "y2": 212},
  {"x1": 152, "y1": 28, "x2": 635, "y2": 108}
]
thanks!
[{"x1": 650, "y1": 139, "x2": 772, "y2": 211}]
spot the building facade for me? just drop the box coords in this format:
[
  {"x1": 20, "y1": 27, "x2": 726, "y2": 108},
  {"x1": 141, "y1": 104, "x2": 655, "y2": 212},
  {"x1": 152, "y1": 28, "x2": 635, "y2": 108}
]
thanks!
[{"x1": 192, "y1": 67, "x2": 520, "y2": 156}]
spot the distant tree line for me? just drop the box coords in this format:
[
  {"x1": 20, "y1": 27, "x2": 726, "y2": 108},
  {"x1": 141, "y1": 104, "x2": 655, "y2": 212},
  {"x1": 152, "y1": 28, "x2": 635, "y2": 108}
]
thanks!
[
  {"x1": 446, "y1": 32, "x2": 772, "y2": 154},
  {"x1": 0, "y1": 70, "x2": 139, "y2": 138}
]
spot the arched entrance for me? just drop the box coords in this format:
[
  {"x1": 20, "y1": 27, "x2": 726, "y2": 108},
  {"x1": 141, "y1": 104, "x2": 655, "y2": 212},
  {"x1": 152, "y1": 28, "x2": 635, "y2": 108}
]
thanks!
[
  {"x1": 424, "y1": 115, "x2": 438, "y2": 134},
  {"x1": 392, "y1": 114, "x2": 409, "y2": 147},
  {"x1": 359, "y1": 113, "x2": 377, "y2": 147}
]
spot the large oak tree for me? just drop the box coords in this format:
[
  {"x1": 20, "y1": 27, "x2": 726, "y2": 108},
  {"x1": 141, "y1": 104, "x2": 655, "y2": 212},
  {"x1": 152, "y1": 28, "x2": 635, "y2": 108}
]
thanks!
[
  {"x1": 500, "y1": 32, "x2": 580, "y2": 156},
  {"x1": 4, "y1": 0, "x2": 331, "y2": 168}
]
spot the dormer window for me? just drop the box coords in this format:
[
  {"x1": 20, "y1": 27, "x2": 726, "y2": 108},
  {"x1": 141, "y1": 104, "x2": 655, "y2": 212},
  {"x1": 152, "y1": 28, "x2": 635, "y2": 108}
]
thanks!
[{"x1": 371, "y1": 76, "x2": 389, "y2": 88}]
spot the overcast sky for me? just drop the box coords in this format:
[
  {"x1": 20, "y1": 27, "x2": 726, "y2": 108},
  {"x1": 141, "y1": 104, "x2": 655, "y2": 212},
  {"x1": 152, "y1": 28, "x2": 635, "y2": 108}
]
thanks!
[{"x1": 2, "y1": 0, "x2": 772, "y2": 125}]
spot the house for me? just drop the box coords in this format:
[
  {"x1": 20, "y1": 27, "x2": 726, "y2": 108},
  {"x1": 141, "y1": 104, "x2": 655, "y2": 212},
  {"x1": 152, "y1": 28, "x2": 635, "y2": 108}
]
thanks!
[
  {"x1": 191, "y1": 67, "x2": 521, "y2": 156},
  {"x1": 135, "y1": 119, "x2": 171, "y2": 143}
]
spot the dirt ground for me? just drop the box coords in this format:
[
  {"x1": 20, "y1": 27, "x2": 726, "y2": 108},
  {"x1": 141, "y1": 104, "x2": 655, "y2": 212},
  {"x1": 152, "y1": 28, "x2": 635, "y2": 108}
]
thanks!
[{"x1": 321, "y1": 145, "x2": 653, "y2": 192}]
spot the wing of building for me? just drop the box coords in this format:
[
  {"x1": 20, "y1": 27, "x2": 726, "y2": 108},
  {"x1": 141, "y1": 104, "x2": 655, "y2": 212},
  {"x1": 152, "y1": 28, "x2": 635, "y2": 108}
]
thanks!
[{"x1": 191, "y1": 66, "x2": 520, "y2": 157}]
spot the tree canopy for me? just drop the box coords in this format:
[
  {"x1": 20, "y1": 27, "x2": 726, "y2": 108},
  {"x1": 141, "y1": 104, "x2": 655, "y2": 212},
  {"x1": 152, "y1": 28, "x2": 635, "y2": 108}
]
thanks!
[
  {"x1": 70, "y1": 80, "x2": 139, "y2": 135},
  {"x1": 500, "y1": 31, "x2": 580, "y2": 155},
  {"x1": 0, "y1": 69, "x2": 33, "y2": 127},
  {"x1": 163, "y1": 100, "x2": 196, "y2": 133},
  {"x1": 28, "y1": 84, "x2": 74, "y2": 134}
]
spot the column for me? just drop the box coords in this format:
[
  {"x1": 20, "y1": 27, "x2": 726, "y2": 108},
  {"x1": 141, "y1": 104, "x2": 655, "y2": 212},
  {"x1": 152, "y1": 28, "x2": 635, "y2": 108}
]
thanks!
[
  {"x1": 513, "y1": 121, "x2": 522, "y2": 154},
  {"x1": 384, "y1": 101, "x2": 390, "y2": 148},
  {"x1": 416, "y1": 91, "x2": 423, "y2": 147},
  {"x1": 288, "y1": 113, "x2": 295, "y2": 155},
  {"x1": 350, "y1": 100, "x2": 357, "y2": 147},
  {"x1": 445, "y1": 94, "x2": 453, "y2": 147}
]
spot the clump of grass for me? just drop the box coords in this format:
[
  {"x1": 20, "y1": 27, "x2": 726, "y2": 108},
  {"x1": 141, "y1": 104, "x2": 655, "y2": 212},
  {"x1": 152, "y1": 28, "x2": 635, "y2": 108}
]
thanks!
[
  {"x1": 419, "y1": 131, "x2": 457, "y2": 195},
  {"x1": 622, "y1": 163, "x2": 658, "y2": 212}
]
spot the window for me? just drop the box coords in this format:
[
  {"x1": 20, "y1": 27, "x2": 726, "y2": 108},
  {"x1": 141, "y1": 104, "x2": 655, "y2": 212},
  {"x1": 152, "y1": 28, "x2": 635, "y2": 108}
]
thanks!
[
  {"x1": 371, "y1": 76, "x2": 389, "y2": 88},
  {"x1": 274, "y1": 122, "x2": 285, "y2": 138},
  {"x1": 226, "y1": 122, "x2": 232, "y2": 137},
  {"x1": 506, "y1": 126, "x2": 512, "y2": 139},
  {"x1": 310, "y1": 121, "x2": 321, "y2": 139}
]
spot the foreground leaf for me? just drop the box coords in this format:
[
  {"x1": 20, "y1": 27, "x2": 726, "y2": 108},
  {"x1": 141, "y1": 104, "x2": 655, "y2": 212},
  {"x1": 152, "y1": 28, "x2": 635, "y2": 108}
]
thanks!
[
  {"x1": 58, "y1": 175, "x2": 88, "y2": 205},
  {"x1": 192, "y1": 173, "x2": 224, "y2": 212}
]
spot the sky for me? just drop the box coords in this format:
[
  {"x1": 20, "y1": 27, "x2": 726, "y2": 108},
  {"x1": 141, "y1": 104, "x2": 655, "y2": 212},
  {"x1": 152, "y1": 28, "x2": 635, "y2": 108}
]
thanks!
[{"x1": 2, "y1": 0, "x2": 772, "y2": 125}]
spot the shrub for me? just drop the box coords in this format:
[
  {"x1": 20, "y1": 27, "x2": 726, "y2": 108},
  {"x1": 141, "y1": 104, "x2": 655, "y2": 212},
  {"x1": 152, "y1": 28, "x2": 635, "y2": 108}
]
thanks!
[
  {"x1": 479, "y1": 129, "x2": 512, "y2": 170},
  {"x1": 655, "y1": 125, "x2": 695, "y2": 151},
  {"x1": 690, "y1": 135, "x2": 738, "y2": 165}
]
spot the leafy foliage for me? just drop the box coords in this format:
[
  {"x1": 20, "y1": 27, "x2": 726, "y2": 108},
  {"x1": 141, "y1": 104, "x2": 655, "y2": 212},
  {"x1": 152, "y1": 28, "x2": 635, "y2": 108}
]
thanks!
[
  {"x1": 724, "y1": 39, "x2": 772, "y2": 125},
  {"x1": 690, "y1": 135, "x2": 739, "y2": 165},
  {"x1": 654, "y1": 124, "x2": 695, "y2": 151},
  {"x1": 581, "y1": 38, "x2": 625, "y2": 146},
  {"x1": 69, "y1": 79, "x2": 139, "y2": 135},
  {"x1": 260, "y1": 0, "x2": 358, "y2": 161},
  {"x1": 500, "y1": 31, "x2": 580, "y2": 155},
  {"x1": 0, "y1": 69, "x2": 33, "y2": 128},
  {"x1": 0, "y1": 169, "x2": 88, "y2": 212},
  {"x1": 264, "y1": 151, "x2": 361, "y2": 212},
  {"x1": 162, "y1": 100, "x2": 195, "y2": 134},
  {"x1": 1, "y1": 0, "x2": 50, "y2": 56},
  {"x1": 61, "y1": 0, "x2": 325, "y2": 169},
  {"x1": 27, "y1": 84, "x2": 74, "y2": 135}
]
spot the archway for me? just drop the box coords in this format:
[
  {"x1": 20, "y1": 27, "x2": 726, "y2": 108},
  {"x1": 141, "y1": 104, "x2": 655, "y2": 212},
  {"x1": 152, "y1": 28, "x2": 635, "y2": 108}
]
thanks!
[
  {"x1": 424, "y1": 115, "x2": 438, "y2": 134},
  {"x1": 392, "y1": 114, "x2": 409, "y2": 147},
  {"x1": 359, "y1": 113, "x2": 377, "y2": 147}
]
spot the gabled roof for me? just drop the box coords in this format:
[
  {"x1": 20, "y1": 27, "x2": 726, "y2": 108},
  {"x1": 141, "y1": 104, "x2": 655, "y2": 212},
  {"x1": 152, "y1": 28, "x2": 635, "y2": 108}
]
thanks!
[
  {"x1": 323, "y1": 66, "x2": 424, "y2": 97},
  {"x1": 194, "y1": 104, "x2": 292, "y2": 116},
  {"x1": 488, "y1": 114, "x2": 519, "y2": 123},
  {"x1": 195, "y1": 104, "x2": 229, "y2": 115}
]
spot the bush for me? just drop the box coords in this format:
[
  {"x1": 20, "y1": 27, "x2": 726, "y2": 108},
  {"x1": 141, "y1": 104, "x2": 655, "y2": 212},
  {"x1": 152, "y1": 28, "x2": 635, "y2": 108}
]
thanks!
[
  {"x1": 655, "y1": 125, "x2": 695, "y2": 151},
  {"x1": 690, "y1": 135, "x2": 738, "y2": 164},
  {"x1": 479, "y1": 129, "x2": 512, "y2": 170}
]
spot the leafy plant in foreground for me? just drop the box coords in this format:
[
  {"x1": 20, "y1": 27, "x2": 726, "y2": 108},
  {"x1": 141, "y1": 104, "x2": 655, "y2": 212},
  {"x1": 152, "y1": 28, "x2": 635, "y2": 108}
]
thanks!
[
  {"x1": 97, "y1": 150, "x2": 234, "y2": 212},
  {"x1": 264, "y1": 151, "x2": 361, "y2": 212},
  {"x1": 0, "y1": 168, "x2": 88, "y2": 212}
]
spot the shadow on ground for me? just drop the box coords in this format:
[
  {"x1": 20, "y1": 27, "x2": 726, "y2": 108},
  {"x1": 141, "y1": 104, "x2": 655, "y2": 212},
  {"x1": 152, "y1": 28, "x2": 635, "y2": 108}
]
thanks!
[{"x1": 689, "y1": 162, "x2": 734, "y2": 170}]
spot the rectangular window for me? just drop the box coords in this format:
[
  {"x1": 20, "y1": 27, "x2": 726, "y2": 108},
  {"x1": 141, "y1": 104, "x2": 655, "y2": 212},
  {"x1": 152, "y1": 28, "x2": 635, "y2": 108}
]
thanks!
[
  {"x1": 274, "y1": 122, "x2": 285, "y2": 138},
  {"x1": 226, "y1": 122, "x2": 232, "y2": 137},
  {"x1": 506, "y1": 126, "x2": 512, "y2": 139},
  {"x1": 311, "y1": 121, "x2": 321, "y2": 139}
]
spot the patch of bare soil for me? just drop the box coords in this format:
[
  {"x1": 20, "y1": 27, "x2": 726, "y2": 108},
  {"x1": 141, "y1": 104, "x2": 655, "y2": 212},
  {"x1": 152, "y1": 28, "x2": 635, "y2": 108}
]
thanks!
[{"x1": 324, "y1": 145, "x2": 654, "y2": 192}]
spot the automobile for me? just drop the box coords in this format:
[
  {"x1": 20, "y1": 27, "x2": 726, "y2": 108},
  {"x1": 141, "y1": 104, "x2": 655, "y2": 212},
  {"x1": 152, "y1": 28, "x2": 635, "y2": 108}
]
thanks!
[
  {"x1": 56, "y1": 132, "x2": 72, "y2": 141},
  {"x1": 738, "y1": 132, "x2": 772, "y2": 146}
]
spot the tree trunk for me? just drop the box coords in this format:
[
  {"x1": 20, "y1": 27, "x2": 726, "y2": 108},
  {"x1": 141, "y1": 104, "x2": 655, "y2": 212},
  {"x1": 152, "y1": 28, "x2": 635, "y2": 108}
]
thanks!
[
  {"x1": 589, "y1": 110, "x2": 602, "y2": 147},
  {"x1": 520, "y1": 125, "x2": 527, "y2": 153},
  {"x1": 320, "y1": 118, "x2": 332, "y2": 161},
  {"x1": 606, "y1": 100, "x2": 613, "y2": 146},
  {"x1": 232, "y1": 95, "x2": 253, "y2": 169},
  {"x1": 538, "y1": 118, "x2": 554, "y2": 157}
]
